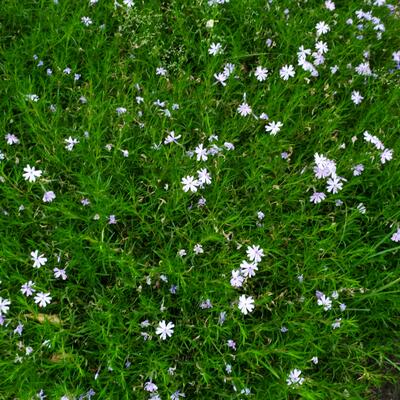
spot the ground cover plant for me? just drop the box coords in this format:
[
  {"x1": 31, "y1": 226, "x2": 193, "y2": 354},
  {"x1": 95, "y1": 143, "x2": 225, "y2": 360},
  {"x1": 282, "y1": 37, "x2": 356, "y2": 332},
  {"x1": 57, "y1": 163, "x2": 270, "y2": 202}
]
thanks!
[{"x1": 0, "y1": 0, "x2": 400, "y2": 398}]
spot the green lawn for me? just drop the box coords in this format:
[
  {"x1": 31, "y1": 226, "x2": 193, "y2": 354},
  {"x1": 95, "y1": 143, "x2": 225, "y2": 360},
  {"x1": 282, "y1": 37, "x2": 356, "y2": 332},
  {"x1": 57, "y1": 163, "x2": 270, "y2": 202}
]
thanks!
[{"x1": 1, "y1": 0, "x2": 400, "y2": 399}]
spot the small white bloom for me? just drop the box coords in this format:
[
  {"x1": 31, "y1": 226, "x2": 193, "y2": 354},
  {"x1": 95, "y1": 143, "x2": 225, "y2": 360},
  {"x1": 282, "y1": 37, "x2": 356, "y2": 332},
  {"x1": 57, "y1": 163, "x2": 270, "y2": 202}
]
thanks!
[
  {"x1": 193, "y1": 244, "x2": 204, "y2": 254},
  {"x1": 246, "y1": 245, "x2": 264, "y2": 263},
  {"x1": 34, "y1": 292, "x2": 52, "y2": 308},
  {"x1": 240, "y1": 260, "x2": 258, "y2": 278},
  {"x1": 31, "y1": 250, "x2": 47, "y2": 268},
  {"x1": 43, "y1": 191, "x2": 56, "y2": 203},
  {"x1": 155, "y1": 320, "x2": 174, "y2": 340},
  {"x1": 64, "y1": 136, "x2": 79, "y2": 151},
  {"x1": 351, "y1": 90, "x2": 364, "y2": 105},
  {"x1": 265, "y1": 121, "x2": 283, "y2": 136},
  {"x1": 317, "y1": 294, "x2": 332, "y2": 311},
  {"x1": 197, "y1": 168, "x2": 212, "y2": 185},
  {"x1": 0, "y1": 297, "x2": 11, "y2": 314},
  {"x1": 380, "y1": 148, "x2": 393, "y2": 164},
  {"x1": 237, "y1": 102, "x2": 252, "y2": 117},
  {"x1": 279, "y1": 65, "x2": 295, "y2": 80},
  {"x1": 81, "y1": 16, "x2": 93, "y2": 26},
  {"x1": 5, "y1": 133, "x2": 19, "y2": 145},
  {"x1": 230, "y1": 269, "x2": 244, "y2": 288},
  {"x1": 286, "y1": 369, "x2": 304, "y2": 386},
  {"x1": 23, "y1": 165, "x2": 42, "y2": 182},
  {"x1": 53, "y1": 268, "x2": 67, "y2": 280},
  {"x1": 254, "y1": 66, "x2": 268, "y2": 81},
  {"x1": 181, "y1": 176, "x2": 199, "y2": 192},
  {"x1": 156, "y1": 67, "x2": 167, "y2": 76},
  {"x1": 238, "y1": 294, "x2": 255, "y2": 315},
  {"x1": 208, "y1": 42, "x2": 223, "y2": 56}
]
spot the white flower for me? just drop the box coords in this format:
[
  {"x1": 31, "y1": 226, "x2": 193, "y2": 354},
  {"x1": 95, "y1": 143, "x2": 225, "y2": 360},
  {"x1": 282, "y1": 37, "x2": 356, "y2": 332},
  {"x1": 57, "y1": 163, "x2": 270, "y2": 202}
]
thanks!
[
  {"x1": 194, "y1": 144, "x2": 208, "y2": 161},
  {"x1": 155, "y1": 320, "x2": 174, "y2": 340},
  {"x1": 214, "y1": 72, "x2": 228, "y2": 86},
  {"x1": 0, "y1": 297, "x2": 11, "y2": 314},
  {"x1": 116, "y1": 107, "x2": 127, "y2": 115},
  {"x1": 310, "y1": 192, "x2": 326, "y2": 204},
  {"x1": 317, "y1": 294, "x2": 332, "y2": 311},
  {"x1": 230, "y1": 269, "x2": 244, "y2": 288},
  {"x1": 315, "y1": 41, "x2": 328, "y2": 55},
  {"x1": 238, "y1": 295, "x2": 255, "y2": 315},
  {"x1": 237, "y1": 102, "x2": 252, "y2": 117},
  {"x1": 352, "y1": 164, "x2": 364, "y2": 176},
  {"x1": 193, "y1": 243, "x2": 204, "y2": 254},
  {"x1": 351, "y1": 91, "x2": 363, "y2": 105},
  {"x1": 164, "y1": 131, "x2": 181, "y2": 144},
  {"x1": 254, "y1": 66, "x2": 268, "y2": 81},
  {"x1": 5, "y1": 133, "x2": 19, "y2": 145},
  {"x1": 265, "y1": 121, "x2": 283, "y2": 135},
  {"x1": 31, "y1": 250, "x2": 47, "y2": 268},
  {"x1": 181, "y1": 176, "x2": 199, "y2": 192},
  {"x1": 34, "y1": 292, "x2": 52, "y2": 308},
  {"x1": 316, "y1": 21, "x2": 330, "y2": 36},
  {"x1": 240, "y1": 260, "x2": 258, "y2": 278},
  {"x1": 81, "y1": 16, "x2": 93, "y2": 26},
  {"x1": 54, "y1": 268, "x2": 67, "y2": 280},
  {"x1": 26, "y1": 94, "x2": 39, "y2": 102},
  {"x1": 208, "y1": 42, "x2": 222, "y2": 56},
  {"x1": 156, "y1": 67, "x2": 167, "y2": 76},
  {"x1": 43, "y1": 191, "x2": 56, "y2": 203},
  {"x1": 197, "y1": 168, "x2": 212, "y2": 185},
  {"x1": 65, "y1": 136, "x2": 79, "y2": 151},
  {"x1": 279, "y1": 65, "x2": 295, "y2": 80},
  {"x1": 380, "y1": 148, "x2": 393, "y2": 164},
  {"x1": 311, "y1": 356, "x2": 319, "y2": 364},
  {"x1": 357, "y1": 203, "x2": 366, "y2": 214},
  {"x1": 23, "y1": 164, "x2": 42, "y2": 182},
  {"x1": 246, "y1": 245, "x2": 264, "y2": 263},
  {"x1": 21, "y1": 281, "x2": 35, "y2": 296},
  {"x1": 332, "y1": 318, "x2": 341, "y2": 329},
  {"x1": 286, "y1": 369, "x2": 304, "y2": 386},
  {"x1": 325, "y1": 0, "x2": 335, "y2": 10},
  {"x1": 144, "y1": 381, "x2": 158, "y2": 392},
  {"x1": 326, "y1": 176, "x2": 343, "y2": 194}
]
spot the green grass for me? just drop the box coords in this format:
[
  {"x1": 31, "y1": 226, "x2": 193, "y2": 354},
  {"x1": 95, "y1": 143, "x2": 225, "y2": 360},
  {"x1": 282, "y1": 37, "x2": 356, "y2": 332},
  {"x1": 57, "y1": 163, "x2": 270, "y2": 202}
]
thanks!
[{"x1": 1, "y1": 0, "x2": 400, "y2": 399}]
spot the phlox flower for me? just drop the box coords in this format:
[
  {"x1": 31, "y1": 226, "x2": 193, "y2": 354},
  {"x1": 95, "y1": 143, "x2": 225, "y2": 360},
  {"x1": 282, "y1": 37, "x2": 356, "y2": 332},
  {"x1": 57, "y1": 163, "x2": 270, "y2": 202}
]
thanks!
[
  {"x1": 156, "y1": 320, "x2": 174, "y2": 340},
  {"x1": 254, "y1": 66, "x2": 268, "y2": 81},
  {"x1": 310, "y1": 192, "x2": 326, "y2": 204},
  {"x1": 31, "y1": 250, "x2": 47, "y2": 268},
  {"x1": 279, "y1": 65, "x2": 295, "y2": 80},
  {"x1": 317, "y1": 294, "x2": 332, "y2": 311},
  {"x1": 391, "y1": 228, "x2": 400, "y2": 242},
  {"x1": 0, "y1": 297, "x2": 11, "y2": 314},
  {"x1": 34, "y1": 292, "x2": 52, "y2": 308},
  {"x1": 43, "y1": 191, "x2": 56, "y2": 203},
  {"x1": 238, "y1": 294, "x2": 255, "y2": 315},
  {"x1": 181, "y1": 176, "x2": 199, "y2": 192},
  {"x1": 23, "y1": 165, "x2": 42, "y2": 182},
  {"x1": 265, "y1": 121, "x2": 283, "y2": 136},
  {"x1": 230, "y1": 269, "x2": 244, "y2": 288},
  {"x1": 240, "y1": 260, "x2": 258, "y2": 278},
  {"x1": 208, "y1": 42, "x2": 223, "y2": 56},
  {"x1": 237, "y1": 102, "x2": 252, "y2": 117},
  {"x1": 246, "y1": 245, "x2": 264, "y2": 263},
  {"x1": 286, "y1": 369, "x2": 304, "y2": 386}
]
